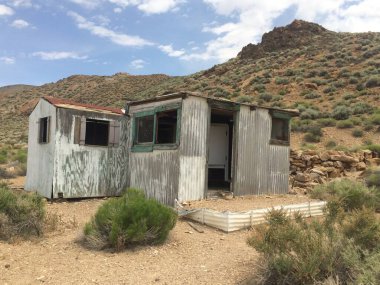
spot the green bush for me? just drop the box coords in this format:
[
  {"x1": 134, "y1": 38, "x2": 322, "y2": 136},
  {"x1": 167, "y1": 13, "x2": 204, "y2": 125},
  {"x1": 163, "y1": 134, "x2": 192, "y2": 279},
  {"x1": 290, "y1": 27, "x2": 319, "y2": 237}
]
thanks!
[
  {"x1": 83, "y1": 188, "x2": 177, "y2": 250},
  {"x1": 352, "y1": 102, "x2": 373, "y2": 115},
  {"x1": 365, "y1": 168, "x2": 380, "y2": 188},
  {"x1": 332, "y1": 105, "x2": 352, "y2": 120},
  {"x1": 325, "y1": 140, "x2": 337, "y2": 149},
  {"x1": 317, "y1": 118, "x2": 336, "y2": 127},
  {"x1": 236, "y1": 95, "x2": 252, "y2": 103},
  {"x1": 365, "y1": 76, "x2": 380, "y2": 88},
  {"x1": 300, "y1": 108, "x2": 320, "y2": 120},
  {"x1": 311, "y1": 179, "x2": 380, "y2": 211},
  {"x1": 247, "y1": 205, "x2": 380, "y2": 285},
  {"x1": 370, "y1": 113, "x2": 380, "y2": 125},
  {"x1": 0, "y1": 184, "x2": 45, "y2": 240},
  {"x1": 336, "y1": 120, "x2": 354, "y2": 129},
  {"x1": 352, "y1": 129, "x2": 363, "y2": 137}
]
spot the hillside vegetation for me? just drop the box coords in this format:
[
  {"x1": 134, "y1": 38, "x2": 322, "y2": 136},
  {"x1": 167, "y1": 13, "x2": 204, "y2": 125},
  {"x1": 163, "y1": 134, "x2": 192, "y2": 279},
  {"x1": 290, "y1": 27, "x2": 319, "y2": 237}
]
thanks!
[{"x1": 0, "y1": 20, "x2": 379, "y2": 148}]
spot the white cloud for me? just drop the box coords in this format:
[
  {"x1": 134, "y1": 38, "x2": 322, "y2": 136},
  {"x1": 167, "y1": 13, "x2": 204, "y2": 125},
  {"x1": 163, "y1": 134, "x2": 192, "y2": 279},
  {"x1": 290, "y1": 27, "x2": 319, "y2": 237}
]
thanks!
[
  {"x1": 68, "y1": 11, "x2": 153, "y2": 47},
  {"x1": 158, "y1": 44, "x2": 185, "y2": 57},
  {"x1": 113, "y1": 7, "x2": 122, "y2": 13},
  {"x1": 109, "y1": 0, "x2": 184, "y2": 14},
  {"x1": 70, "y1": 0, "x2": 102, "y2": 9},
  {"x1": 32, "y1": 51, "x2": 88, "y2": 60},
  {"x1": 0, "y1": 57, "x2": 15, "y2": 64},
  {"x1": 10, "y1": 19, "x2": 30, "y2": 29},
  {"x1": 0, "y1": 4, "x2": 14, "y2": 16},
  {"x1": 181, "y1": 0, "x2": 380, "y2": 62},
  {"x1": 9, "y1": 0, "x2": 33, "y2": 7},
  {"x1": 130, "y1": 59, "x2": 146, "y2": 69}
]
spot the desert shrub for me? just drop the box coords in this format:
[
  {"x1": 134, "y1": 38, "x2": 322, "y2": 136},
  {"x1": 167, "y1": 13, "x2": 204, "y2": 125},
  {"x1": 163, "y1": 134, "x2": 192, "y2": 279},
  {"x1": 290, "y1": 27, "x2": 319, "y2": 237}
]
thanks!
[
  {"x1": 304, "y1": 92, "x2": 320, "y2": 99},
  {"x1": 0, "y1": 154, "x2": 6, "y2": 164},
  {"x1": 364, "y1": 144, "x2": 380, "y2": 154},
  {"x1": 236, "y1": 95, "x2": 253, "y2": 103},
  {"x1": 352, "y1": 102, "x2": 373, "y2": 115},
  {"x1": 370, "y1": 113, "x2": 380, "y2": 125},
  {"x1": 336, "y1": 119, "x2": 354, "y2": 129},
  {"x1": 258, "y1": 93, "x2": 272, "y2": 102},
  {"x1": 352, "y1": 129, "x2": 363, "y2": 137},
  {"x1": 332, "y1": 105, "x2": 352, "y2": 120},
  {"x1": 15, "y1": 149, "x2": 27, "y2": 164},
  {"x1": 311, "y1": 180, "x2": 380, "y2": 211},
  {"x1": 363, "y1": 120, "x2": 374, "y2": 131},
  {"x1": 317, "y1": 118, "x2": 336, "y2": 127},
  {"x1": 365, "y1": 168, "x2": 380, "y2": 188},
  {"x1": 247, "y1": 204, "x2": 380, "y2": 285},
  {"x1": 83, "y1": 188, "x2": 177, "y2": 250},
  {"x1": 275, "y1": 77, "x2": 289, "y2": 85},
  {"x1": 0, "y1": 184, "x2": 45, "y2": 240},
  {"x1": 365, "y1": 76, "x2": 380, "y2": 88},
  {"x1": 325, "y1": 140, "x2": 337, "y2": 149},
  {"x1": 304, "y1": 133, "x2": 320, "y2": 143},
  {"x1": 0, "y1": 168, "x2": 15, "y2": 179},
  {"x1": 300, "y1": 108, "x2": 320, "y2": 120},
  {"x1": 348, "y1": 77, "x2": 359, "y2": 84}
]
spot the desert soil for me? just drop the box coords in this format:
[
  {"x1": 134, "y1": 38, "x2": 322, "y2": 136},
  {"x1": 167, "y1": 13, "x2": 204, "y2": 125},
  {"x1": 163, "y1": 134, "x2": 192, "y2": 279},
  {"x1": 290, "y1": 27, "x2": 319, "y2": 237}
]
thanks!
[
  {"x1": 0, "y1": 198, "x2": 259, "y2": 285},
  {"x1": 186, "y1": 194, "x2": 316, "y2": 212}
]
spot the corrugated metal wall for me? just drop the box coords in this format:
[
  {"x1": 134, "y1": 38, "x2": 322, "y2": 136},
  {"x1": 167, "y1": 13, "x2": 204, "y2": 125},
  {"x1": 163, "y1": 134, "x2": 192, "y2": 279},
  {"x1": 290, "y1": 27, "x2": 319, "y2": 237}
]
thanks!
[
  {"x1": 129, "y1": 151, "x2": 179, "y2": 205},
  {"x1": 233, "y1": 106, "x2": 289, "y2": 195},
  {"x1": 25, "y1": 100, "x2": 57, "y2": 197},
  {"x1": 128, "y1": 100, "x2": 182, "y2": 205},
  {"x1": 53, "y1": 108, "x2": 129, "y2": 198},
  {"x1": 178, "y1": 96, "x2": 209, "y2": 201}
]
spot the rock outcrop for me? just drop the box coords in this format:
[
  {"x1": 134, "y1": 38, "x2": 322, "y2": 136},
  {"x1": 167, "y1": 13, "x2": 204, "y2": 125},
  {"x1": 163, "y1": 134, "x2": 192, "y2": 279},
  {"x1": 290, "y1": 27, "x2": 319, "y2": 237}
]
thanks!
[
  {"x1": 289, "y1": 149, "x2": 379, "y2": 194},
  {"x1": 238, "y1": 19, "x2": 334, "y2": 60}
]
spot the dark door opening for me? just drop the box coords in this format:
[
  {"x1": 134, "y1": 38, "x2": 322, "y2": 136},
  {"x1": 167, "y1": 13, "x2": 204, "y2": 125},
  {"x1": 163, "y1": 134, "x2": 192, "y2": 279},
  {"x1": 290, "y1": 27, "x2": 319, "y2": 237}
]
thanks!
[{"x1": 208, "y1": 109, "x2": 234, "y2": 190}]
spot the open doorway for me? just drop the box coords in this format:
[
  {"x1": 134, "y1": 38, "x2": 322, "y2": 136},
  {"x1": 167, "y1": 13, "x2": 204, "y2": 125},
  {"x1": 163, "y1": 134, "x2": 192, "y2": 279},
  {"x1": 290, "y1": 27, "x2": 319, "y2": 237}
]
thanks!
[{"x1": 207, "y1": 109, "x2": 234, "y2": 191}]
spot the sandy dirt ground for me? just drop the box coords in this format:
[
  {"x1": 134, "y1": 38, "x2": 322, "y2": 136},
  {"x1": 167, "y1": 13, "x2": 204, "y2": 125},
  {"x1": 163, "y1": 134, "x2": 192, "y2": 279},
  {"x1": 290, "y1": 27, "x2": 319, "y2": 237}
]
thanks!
[
  {"x1": 186, "y1": 194, "x2": 315, "y2": 212},
  {"x1": 0, "y1": 198, "x2": 258, "y2": 285}
]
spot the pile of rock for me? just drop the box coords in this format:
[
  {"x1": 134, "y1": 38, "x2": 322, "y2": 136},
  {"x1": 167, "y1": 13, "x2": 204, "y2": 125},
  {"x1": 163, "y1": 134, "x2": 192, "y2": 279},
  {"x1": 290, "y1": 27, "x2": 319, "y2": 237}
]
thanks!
[{"x1": 289, "y1": 149, "x2": 378, "y2": 193}]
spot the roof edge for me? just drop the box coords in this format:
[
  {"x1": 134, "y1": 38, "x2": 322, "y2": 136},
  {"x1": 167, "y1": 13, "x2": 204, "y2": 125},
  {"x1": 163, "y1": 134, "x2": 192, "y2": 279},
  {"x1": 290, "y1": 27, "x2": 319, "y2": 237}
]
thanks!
[{"x1": 126, "y1": 91, "x2": 299, "y2": 116}]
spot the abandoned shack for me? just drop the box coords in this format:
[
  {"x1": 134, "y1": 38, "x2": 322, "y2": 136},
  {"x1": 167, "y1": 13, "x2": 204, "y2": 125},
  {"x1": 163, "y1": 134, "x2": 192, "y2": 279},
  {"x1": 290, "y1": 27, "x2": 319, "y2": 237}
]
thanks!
[
  {"x1": 25, "y1": 92, "x2": 298, "y2": 205},
  {"x1": 25, "y1": 96, "x2": 129, "y2": 198}
]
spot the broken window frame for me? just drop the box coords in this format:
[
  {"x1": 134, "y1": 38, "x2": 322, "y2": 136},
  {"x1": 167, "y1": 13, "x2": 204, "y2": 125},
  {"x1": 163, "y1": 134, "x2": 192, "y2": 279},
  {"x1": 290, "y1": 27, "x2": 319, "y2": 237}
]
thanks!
[
  {"x1": 132, "y1": 103, "x2": 181, "y2": 152},
  {"x1": 38, "y1": 116, "x2": 50, "y2": 144},
  {"x1": 74, "y1": 116, "x2": 121, "y2": 147},
  {"x1": 269, "y1": 111, "x2": 290, "y2": 146}
]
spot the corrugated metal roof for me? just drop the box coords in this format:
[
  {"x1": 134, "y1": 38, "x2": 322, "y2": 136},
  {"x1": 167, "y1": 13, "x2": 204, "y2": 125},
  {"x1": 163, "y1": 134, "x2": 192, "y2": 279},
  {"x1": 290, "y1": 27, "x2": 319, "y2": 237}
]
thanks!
[
  {"x1": 43, "y1": 96, "x2": 124, "y2": 115},
  {"x1": 127, "y1": 91, "x2": 299, "y2": 116}
]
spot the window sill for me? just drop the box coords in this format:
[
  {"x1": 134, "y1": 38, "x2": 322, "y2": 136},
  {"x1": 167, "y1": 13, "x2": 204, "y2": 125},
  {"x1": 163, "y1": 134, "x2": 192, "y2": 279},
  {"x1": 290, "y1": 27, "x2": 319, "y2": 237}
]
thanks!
[
  {"x1": 269, "y1": 139, "x2": 290, "y2": 146},
  {"x1": 131, "y1": 143, "x2": 179, "y2": 152}
]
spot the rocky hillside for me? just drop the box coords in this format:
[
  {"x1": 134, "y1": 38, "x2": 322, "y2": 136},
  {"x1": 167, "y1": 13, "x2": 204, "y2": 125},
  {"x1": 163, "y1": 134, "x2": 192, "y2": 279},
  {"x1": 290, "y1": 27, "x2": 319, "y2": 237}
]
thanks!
[{"x1": 0, "y1": 20, "x2": 379, "y2": 149}]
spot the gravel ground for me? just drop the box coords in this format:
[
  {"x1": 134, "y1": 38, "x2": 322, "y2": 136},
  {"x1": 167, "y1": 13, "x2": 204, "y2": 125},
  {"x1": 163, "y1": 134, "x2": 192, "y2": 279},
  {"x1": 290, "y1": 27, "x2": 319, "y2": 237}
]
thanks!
[
  {"x1": 0, "y1": 198, "x2": 258, "y2": 285},
  {"x1": 185, "y1": 194, "x2": 316, "y2": 212}
]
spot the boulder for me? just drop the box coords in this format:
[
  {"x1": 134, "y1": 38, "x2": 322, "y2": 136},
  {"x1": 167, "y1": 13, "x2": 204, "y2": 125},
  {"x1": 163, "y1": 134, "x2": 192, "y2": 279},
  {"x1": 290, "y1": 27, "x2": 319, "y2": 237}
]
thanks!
[
  {"x1": 356, "y1": 162, "x2": 367, "y2": 171},
  {"x1": 319, "y1": 152, "x2": 330, "y2": 161},
  {"x1": 330, "y1": 154, "x2": 359, "y2": 163},
  {"x1": 295, "y1": 173, "x2": 310, "y2": 183}
]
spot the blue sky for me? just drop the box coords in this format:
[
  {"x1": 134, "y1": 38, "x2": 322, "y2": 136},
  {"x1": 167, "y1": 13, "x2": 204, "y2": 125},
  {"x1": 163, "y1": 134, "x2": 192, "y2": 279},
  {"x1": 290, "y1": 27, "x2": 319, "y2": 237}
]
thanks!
[{"x1": 0, "y1": 0, "x2": 379, "y2": 87}]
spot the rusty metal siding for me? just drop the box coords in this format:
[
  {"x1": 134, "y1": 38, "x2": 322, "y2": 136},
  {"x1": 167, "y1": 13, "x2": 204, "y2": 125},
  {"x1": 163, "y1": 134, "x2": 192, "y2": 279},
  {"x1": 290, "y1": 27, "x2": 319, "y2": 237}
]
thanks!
[
  {"x1": 25, "y1": 99, "x2": 57, "y2": 197},
  {"x1": 178, "y1": 96, "x2": 209, "y2": 201},
  {"x1": 53, "y1": 108, "x2": 129, "y2": 198},
  {"x1": 233, "y1": 107, "x2": 289, "y2": 196},
  {"x1": 129, "y1": 151, "x2": 179, "y2": 205}
]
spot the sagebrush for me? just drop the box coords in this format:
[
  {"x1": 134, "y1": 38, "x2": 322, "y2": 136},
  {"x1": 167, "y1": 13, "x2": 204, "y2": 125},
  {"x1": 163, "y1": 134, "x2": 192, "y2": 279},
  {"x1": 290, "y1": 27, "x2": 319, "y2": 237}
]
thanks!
[
  {"x1": 83, "y1": 188, "x2": 177, "y2": 250},
  {"x1": 0, "y1": 184, "x2": 45, "y2": 240}
]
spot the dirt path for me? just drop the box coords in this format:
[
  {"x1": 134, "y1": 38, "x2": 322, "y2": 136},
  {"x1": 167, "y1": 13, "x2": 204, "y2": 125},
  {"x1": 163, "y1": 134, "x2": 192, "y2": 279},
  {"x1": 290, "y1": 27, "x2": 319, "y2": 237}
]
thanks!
[{"x1": 0, "y1": 199, "x2": 257, "y2": 285}]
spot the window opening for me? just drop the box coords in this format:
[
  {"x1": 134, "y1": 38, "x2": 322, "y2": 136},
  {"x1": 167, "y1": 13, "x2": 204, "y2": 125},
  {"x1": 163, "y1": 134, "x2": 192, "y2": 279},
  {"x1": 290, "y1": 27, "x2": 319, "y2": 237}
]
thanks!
[
  {"x1": 271, "y1": 117, "x2": 289, "y2": 142},
  {"x1": 156, "y1": 110, "x2": 177, "y2": 144},
  {"x1": 136, "y1": 115, "x2": 154, "y2": 144},
  {"x1": 85, "y1": 119, "x2": 109, "y2": 146},
  {"x1": 39, "y1": 117, "x2": 49, "y2": 143}
]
